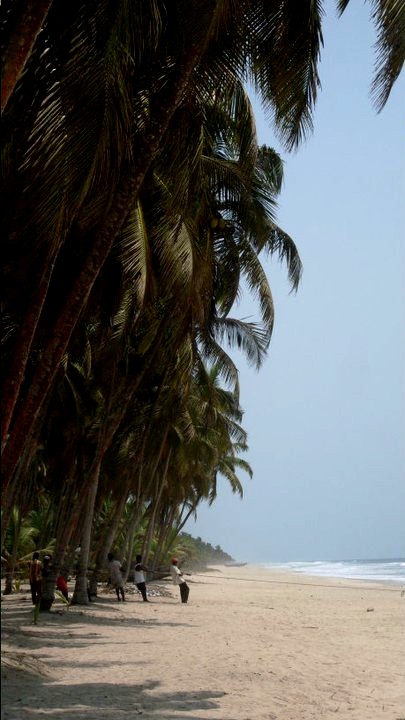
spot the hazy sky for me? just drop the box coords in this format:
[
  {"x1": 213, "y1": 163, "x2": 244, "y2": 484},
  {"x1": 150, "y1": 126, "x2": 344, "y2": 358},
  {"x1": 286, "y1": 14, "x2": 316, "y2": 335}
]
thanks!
[{"x1": 185, "y1": 1, "x2": 405, "y2": 563}]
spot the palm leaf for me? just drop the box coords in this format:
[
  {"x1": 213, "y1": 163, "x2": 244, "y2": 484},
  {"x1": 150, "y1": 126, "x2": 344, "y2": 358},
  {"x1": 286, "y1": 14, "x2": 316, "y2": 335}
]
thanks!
[{"x1": 338, "y1": 0, "x2": 405, "y2": 110}]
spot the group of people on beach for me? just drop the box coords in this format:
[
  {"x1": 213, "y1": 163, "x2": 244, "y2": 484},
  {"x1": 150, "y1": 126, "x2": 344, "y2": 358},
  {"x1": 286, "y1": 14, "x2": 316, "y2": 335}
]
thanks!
[
  {"x1": 29, "y1": 551, "x2": 190, "y2": 606},
  {"x1": 108, "y1": 554, "x2": 190, "y2": 604}
]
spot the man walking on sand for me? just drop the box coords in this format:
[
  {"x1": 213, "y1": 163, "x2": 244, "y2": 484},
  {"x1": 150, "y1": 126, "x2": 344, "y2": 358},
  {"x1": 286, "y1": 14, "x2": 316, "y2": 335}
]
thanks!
[{"x1": 170, "y1": 557, "x2": 190, "y2": 603}]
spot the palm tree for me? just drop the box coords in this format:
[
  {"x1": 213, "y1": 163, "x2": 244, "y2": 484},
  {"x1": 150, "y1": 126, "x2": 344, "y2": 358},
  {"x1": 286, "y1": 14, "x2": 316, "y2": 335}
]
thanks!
[
  {"x1": 1, "y1": 77, "x2": 302, "y2": 610},
  {"x1": 144, "y1": 358, "x2": 253, "y2": 567},
  {"x1": 1, "y1": 507, "x2": 35, "y2": 594},
  {"x1": 1, "y1": 0, "x2": 323, "y2": 495},
  {"x1": 2, "y1": 1, "x2": 403, "y2": 586},
  {"x1": 2, "y1": 71, "x2": 299, "y2": 549}
]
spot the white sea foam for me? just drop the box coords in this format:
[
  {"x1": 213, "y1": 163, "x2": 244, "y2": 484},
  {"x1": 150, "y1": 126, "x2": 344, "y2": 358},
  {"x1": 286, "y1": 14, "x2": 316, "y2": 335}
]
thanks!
[{"x1": 263, "y1": 558, "x2": 405, "y2": 585}]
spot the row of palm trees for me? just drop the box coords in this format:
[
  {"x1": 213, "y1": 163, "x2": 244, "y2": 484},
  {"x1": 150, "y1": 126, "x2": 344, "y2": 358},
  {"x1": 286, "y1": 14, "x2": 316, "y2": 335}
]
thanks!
[{"x1": 1, "y1": 1, "x2": 403, "y2": 605}]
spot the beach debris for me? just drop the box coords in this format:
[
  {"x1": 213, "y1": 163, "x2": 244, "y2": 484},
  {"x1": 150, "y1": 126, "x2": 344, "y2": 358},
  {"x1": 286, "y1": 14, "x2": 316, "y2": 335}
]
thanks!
[
  {"x1": 1, "y1": 651, "x2": 53, "y2": 678},
  {"x1": 366, "y1": 607, "x2": 374, "y2": 612},
  {"x1": 101, "y1": 583, "x2": 174, "y2": 598}
]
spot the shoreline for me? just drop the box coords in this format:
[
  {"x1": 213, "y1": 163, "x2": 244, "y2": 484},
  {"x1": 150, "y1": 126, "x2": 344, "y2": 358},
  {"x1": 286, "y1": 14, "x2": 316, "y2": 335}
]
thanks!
[
  {"x1": 243, "y1": 560, "x2": 405, "y2": 587},
  {"x1": 2, "y1": 564, "x2": 404, "y2": 719},
  {"x1": 206, "y1": 562, "x2": 404, "y2": 590}
]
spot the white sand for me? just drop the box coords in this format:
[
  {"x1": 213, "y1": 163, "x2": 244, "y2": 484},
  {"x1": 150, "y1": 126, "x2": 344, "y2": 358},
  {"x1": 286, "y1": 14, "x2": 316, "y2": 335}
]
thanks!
[{"x1": 1, "y1": 564, "x2": 404, "y2": 719}]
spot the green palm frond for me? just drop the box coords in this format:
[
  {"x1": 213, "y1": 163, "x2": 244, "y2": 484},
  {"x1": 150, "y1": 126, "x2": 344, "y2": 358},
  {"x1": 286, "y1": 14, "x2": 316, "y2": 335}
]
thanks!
[
  {"x1": 262, "y1": 225, "x2": 303, "y2": 292},
  {"x1": 197, "y1": 336, "x2": 240, "y2": 391},
  {"x1": 210, "y1": 315, "x2": 270, "y2": 370},
  {"x1": 246, "y1": 0, "x2": 324, "y2": 150},
  {"x1": 237, "y1": 240, "x2": 275, "y2": 337},
  {"x1": 118, "y1": 202, "x2": 154, "y2": 309},
  {"x1": 338, "y1": 0, "x2": 405, "y2": 110}
]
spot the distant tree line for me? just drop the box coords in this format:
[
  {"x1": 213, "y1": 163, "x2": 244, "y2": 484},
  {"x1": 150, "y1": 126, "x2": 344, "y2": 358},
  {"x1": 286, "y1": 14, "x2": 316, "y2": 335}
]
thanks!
[{"x1": 175, "y1": 533, "x2": 234, "y2": 569}]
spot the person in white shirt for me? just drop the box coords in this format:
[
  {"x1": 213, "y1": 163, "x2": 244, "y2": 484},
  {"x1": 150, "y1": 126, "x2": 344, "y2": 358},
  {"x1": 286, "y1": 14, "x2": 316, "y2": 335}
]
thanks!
[
  {"x1": 107, "y1": 553, "x2": 125, "y2": 601},
  {"x1": 134, "y1": 554, "x2": 150, "y2": 602},
  {"x1": 170, "y1": 557, "x2": 190, "y2": 603}
]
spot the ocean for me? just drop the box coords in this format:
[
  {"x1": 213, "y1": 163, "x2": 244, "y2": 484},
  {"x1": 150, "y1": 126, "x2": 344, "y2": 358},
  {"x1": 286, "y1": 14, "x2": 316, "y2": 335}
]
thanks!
[{"x1": 263, "y1": 558, "x2": 405, "y2": 585}]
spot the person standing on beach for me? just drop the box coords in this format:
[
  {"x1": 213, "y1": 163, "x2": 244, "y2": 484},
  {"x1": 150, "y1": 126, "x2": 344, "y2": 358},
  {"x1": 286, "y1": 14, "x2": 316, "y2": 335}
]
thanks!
[
  {"x1": 56, "y1": 572, "x2": 69, "y2": 601},
  {"x1": 107, "y1": 553, "x2": 125, "y2": 602},
  {"x1": 134, "y1": 554, "x2": 151, "y2": 602},
  {"x1": 28, "y1": 551, "x2": 42, "y2": 605},
  {"x1": 170, "y1": 558, "x2": 190, "y2": 603}
]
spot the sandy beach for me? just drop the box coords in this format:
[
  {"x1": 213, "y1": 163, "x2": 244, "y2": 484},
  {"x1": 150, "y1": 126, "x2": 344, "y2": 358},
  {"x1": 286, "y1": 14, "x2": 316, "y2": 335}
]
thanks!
[{"x1": 1, "y1": 564, "x2": 404, "y2": 719}]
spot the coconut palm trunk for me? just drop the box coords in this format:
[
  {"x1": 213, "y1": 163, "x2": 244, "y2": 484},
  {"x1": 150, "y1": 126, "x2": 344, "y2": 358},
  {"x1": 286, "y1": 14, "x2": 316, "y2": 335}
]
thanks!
[
  {"x1": 151, "y1": 506, "x2": 178, "y2": 572},
  {"x1": 2, "y1": 309, "x2": 153, "y2": 515},
  {"x1": 1, "y1": 0, "x2": 54, "y2": 113},
  {"x1": 1, "y1": 454, "x2": 27, "y2": 549},
  {"x1": 1, "y1": 45, "x2": 205, "y2": 493},
  {"x1": 88, "y1": 487, "x2": 131, "y2": 596},
  {"x1": 2, "y1": 0, "x2": 329, "y2": 512},
  {"x1": 142, "y1": 446, "x2": 172, "y2": 563},
  {"x1": 39, "y1": 479, "x2": 87, "y2": 609},
  {"x1": 120, "y1": 505, "x2": 145, "y2": 585},
  {"x1": 1, "y1": 254, "x2": 56, "y2": 455},
  {"x1": 71, "y1": 466, "x2": 101, "y2": 605},
  {"x1": 2, "y1": 508, "x2": 22, "y2": 595}
]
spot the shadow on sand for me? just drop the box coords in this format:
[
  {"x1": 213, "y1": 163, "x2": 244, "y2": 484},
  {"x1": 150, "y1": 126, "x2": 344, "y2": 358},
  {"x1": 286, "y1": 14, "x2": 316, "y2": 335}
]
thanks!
[
  {"x1": 1, "y1": 594, "x2": 229, "y2": 719},
  {"x1": 1, "y1": 672, "x2": 228, "y2": 720}
]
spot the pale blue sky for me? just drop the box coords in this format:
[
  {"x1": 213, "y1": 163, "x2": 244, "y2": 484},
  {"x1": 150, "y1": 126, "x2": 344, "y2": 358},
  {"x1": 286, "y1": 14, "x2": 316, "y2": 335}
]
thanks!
[{"x1": 185, "y1": 1, "x2": 405, "y2": 562}]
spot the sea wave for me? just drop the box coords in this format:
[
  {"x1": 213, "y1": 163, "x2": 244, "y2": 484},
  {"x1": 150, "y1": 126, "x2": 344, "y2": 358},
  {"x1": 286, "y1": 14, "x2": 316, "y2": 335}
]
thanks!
[{"x1": 263, "y1": 558, "x2": 405, "y2": 585}]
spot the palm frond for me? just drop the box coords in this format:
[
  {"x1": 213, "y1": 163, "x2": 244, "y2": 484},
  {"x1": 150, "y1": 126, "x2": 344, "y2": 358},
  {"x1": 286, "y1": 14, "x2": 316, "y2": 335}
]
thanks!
[
  {"x1": 338, "y1": 0, "x2": 405, "y2": 110},
  {"x1": 197, "y1": 336, "x2": 240, "y2": 391},
  {"x1": 211, "y1": 316, "x2": 270, "y2": 369}
]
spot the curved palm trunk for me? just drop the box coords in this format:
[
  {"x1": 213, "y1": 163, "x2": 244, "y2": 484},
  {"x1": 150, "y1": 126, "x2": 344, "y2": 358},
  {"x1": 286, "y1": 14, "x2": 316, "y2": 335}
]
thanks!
[
  {"x1": 1, "y1": 0, "x2": 54, "y2": 113},
  {"x1": 120, "y1": 425, "x2": 170, "y2": 581},
  {"x1": 1, "y1": 251, "x2": 56, "y2": 454},
  {"x1": 40, "y1": 478, "x2": 87, "y2": 610},
  {"x1": 152, "y1": 499, "x2": 195, "y2": 571},
  {"x1": 71, "y1": 401, "x2": 125, "y2": 604},
  {"x1": 0, "y1": 436, "x2": 38, "y2": 549},
  {"x1": 1, "y1": 48, "x2": 204, "y2": 498},
  {"x1": 175, "y1": 502, "x2": 196, "y2": 535},
  {"x1": 71, "y1": 459, "x2": 102, "y2": 605},
  {"x1": 142, "y1": 446, "x2": 171, "y2": 563},
  {"x1": 2, "y1": 509, "x2": 22, "y2": 595},
  {"x1": 88, "y1": 487, "x2": 130, "y2": 596},
  {"x1": 141, "y1": 506, "x2": 155, "y2": 567},
  {"x1": 120, "y1": 504, "x2": 144, "y2": 584},
  {"x1": 151, "y1": 508, "x2": 176, "y2": 572}
]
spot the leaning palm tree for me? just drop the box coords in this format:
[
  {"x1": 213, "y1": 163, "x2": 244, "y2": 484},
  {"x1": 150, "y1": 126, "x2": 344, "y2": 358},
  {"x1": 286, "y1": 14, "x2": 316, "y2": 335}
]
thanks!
[
  {"x1": 146, "y1": 358, "x2": 253, "y2": 567},
  {"x1": 2, "y1": 0, "x2": 403, "y2": 560},
  {"x1": 1, "y1": 507, "x2": 36, "y2": 594},
  {"x1": 1, "y1": 0, "x2": 323, "y2": 499},
  {"x1": 2, "y1": 0, "x2": 402, "y2": 492},
  {"x1": 2, "y1": 73, "x2": 300, "y2": 556}
]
